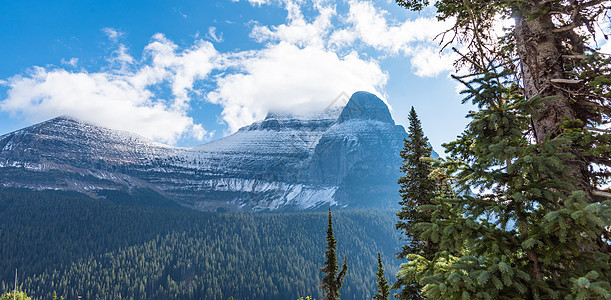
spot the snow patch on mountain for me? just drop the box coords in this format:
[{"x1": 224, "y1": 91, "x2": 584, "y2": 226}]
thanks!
[{"x1": 0, "y1": 92, "x2": 432, "y2": 211}]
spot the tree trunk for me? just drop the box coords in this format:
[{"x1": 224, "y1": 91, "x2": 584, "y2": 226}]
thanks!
[{"x1": 514, "y1": 8, "x2": 591, "y2": 197}]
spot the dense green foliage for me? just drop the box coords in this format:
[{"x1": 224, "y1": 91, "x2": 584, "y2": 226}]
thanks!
[
  {"x1": 399, "y1": 71, "x2": 611, "y2": 299},
  {"x1": 395, "y1": 107, "x2": 437, "y2": 298},
  {"x1": 402, "y1": 72, "x2": 610, "y2": 298},
  {"x1": 320, "y1": 207, "x2": 348, "y2": 300},
  {"x1": 395, "y1": 0, "x2": 611, "y2": 298},
  {"x1": 373, "y1": 252, "x2": 390, "y2": 300},
  {"x1": 0, "y1": 188, "x2": 400, "y2": 299},
  {"x1": 0, "y1": 290, "x2": 31, "y2": 300},
  {"x1": 396, "y1": 107, "x2": 436, "y2": 259}
]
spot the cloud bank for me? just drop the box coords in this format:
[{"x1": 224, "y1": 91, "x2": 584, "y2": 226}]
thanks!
[
  {"x1": 1, "y1": 33, "x2": 217, "y2": 144},
  {"x1": 210, "y1": 43, "x2": 387, "y2": 131},
  {"x1": 1, "y1": 0, "x2": 453, "y2": 144}
]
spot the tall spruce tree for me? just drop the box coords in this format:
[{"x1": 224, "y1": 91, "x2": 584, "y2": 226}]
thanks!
[
  {"x1": 320, "y1": 207, "x2": 348, "y2": 300},
  {"x1": 394, "y1": 107, "x2": 436, "y2": 298},
  {"x1": 373, "y1": 252, "x2": 390, "y2": 300},
  {"x1": 395, "y1": 0, "x2": 611, "y2": 298}
]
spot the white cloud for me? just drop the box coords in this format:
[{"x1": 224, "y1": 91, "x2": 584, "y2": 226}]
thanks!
[
  {"x1": 103, "y1": 27, "x2": 134, "y2": 72},
  {"x1": 102, "y1": 27, "x2": 123, "y2": 42},
  {"x1": 106, "y1": 44, "x2": 134, "y2": 72},
  {"x1": 141, "y1": 34, "x2": 220, "y2": 110},
  {"x1": 60, "y1": 58, "x2": 79, "y2": 67},
  {"x1": 207, "y1": 27, "x2": 224, "y2": 43},
  {"x1": 251, "y1": 4, "x2": 335, "y2": 48},
  {"x1": 236, "y1": 0, "x2": 271, "y2": 5},
  {"x1": 209, "y1": 42, "x2": 388, "y2": 132},
  {"x1": 0, "y1": 35, "x2": 219, "y2": 144},
  {"x1": 339, "y1": 0, "x2": 455, "y2": 76},
  {"x1": 1, "y1": 68, "x2": 205, "y2": 144},
  {"x1": 207, "y1": 0, "x2": 390, "y2": 132},
  {"x1": 2, "y1": 0, "x2": 458, "y2": 143},
  {"x1": 410, "y1": 46, "x2": 457, "y2": 77}
]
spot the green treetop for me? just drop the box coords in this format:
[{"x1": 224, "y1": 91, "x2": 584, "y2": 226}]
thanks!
[
  {"x1": 373, "y1": 252, "x2": 390, "y2": 300},
  {"x1": 395, "y1": 107, "x2": 437, "y2": 298},
  {"x1": 320, "y1": 207, "x2": 348, "y2": 300}
]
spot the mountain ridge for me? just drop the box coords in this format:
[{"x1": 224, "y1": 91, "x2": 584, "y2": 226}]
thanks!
[{"x1": 0, "y1": 91, "x2": 433, "y2": 211}]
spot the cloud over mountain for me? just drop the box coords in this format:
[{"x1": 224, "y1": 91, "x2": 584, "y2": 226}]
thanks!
[{"x1": 0, "y1": 0, "x2": 453, "y2": 145}]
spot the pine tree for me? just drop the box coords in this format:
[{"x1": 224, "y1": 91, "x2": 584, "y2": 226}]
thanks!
[
  {"x1": 397, "y1": 107, "x2": 436, "y2": 258},
  {"x1": 394, "y1": 1, "x2": 611, "y2": 298},
  {"x1": 320, "y1": 207, "x2": 348, "y2": 300},
  {"x1": 394, "y1": 107, "x2": 436, "y2": 298},
  {"x1": 373, "y1": 252, "x2": 390, "y2": 300}
]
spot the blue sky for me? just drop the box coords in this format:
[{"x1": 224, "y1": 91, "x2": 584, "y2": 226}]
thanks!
[{"x1": 0, "y1": 0, "x2": 473, "y2": 153}]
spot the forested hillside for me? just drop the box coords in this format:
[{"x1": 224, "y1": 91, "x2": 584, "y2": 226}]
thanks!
[{"x1": 0, "y1": 188, "x2": 400, "y2": 299}]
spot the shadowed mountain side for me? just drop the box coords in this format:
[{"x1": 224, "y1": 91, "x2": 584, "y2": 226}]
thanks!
[{"x1": 0, "y1": 91, "x2": 437, "y2": 211}]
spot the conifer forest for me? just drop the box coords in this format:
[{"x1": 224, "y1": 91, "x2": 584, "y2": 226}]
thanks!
[{"x1": 1, "y1": 0, "x2": 610, "y2": 299}]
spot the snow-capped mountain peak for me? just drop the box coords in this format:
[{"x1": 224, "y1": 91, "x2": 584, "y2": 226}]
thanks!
[{"x1": 0, "y1": 92, "x2": 430, "y2": 211}]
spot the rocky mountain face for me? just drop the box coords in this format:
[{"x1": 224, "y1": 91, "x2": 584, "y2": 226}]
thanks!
[{"x1": 0, "y1": 91, "x2": 434, "y2": 211}]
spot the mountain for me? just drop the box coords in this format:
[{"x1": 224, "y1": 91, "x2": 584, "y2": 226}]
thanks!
[{"x1": 0, "y1": 91, "x2": 434, "y2": 211}]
